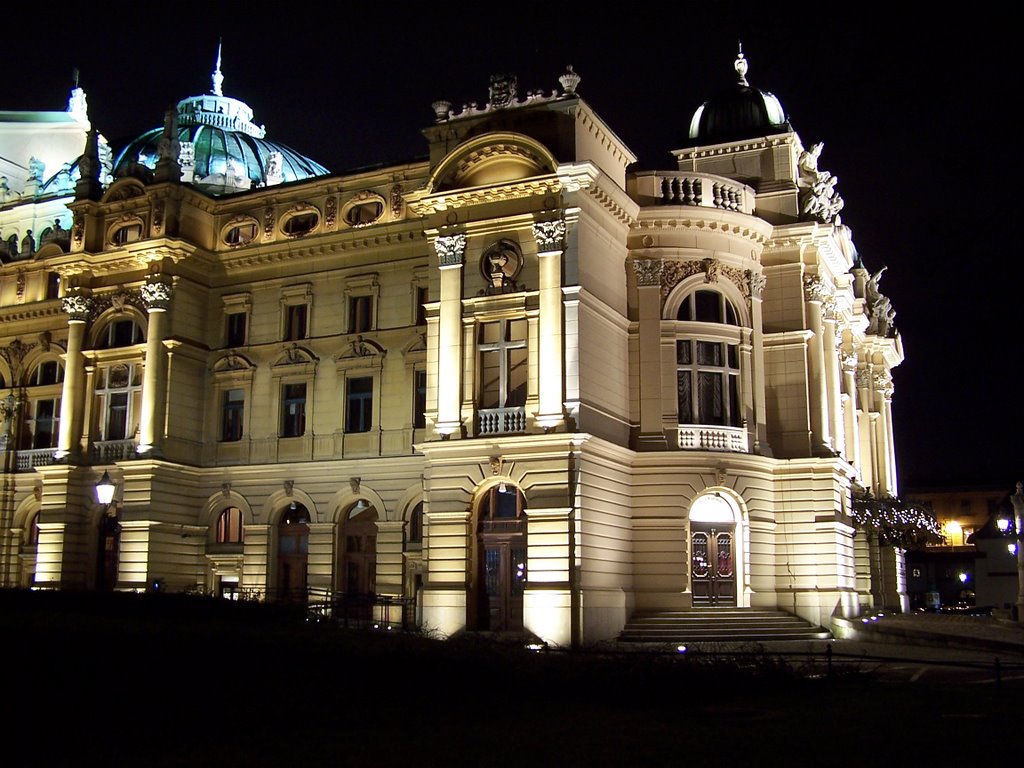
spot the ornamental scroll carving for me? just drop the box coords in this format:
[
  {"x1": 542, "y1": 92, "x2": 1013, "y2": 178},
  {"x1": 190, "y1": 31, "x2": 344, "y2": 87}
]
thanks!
[
  {"x1": 325, "y1": 196, "x2": 337, "y2": 229},
  {"x1": 0, "y1": 338, "x2": 36, "y2": 381},
  {"x1": 263, "y1": 206, "x2": 275, "y2": 240},
  {"x1": 141, "y1": 278, "x2": 173, "y2": 310},
  {"x1": 855, "y1": 368, "x2": 871, "y2": 390},
  {"x1": 61, "y1": 291, "x2": 94, "y2": 322},
  {"x1": 748, "y1": 271, "x2": 767, "y2": 299},
  {"x1": 434, "y1": 234, "x2": 466, "y2": 267},
  {"x1": 631, "y1": 259, "x2": 662, "y2": 287},
  {"x1": 660, "y1": 259, "x2": 753, "y2": 306},
  {"x1": 532, "y1": 220, "x2": 566, "y2": 252}
]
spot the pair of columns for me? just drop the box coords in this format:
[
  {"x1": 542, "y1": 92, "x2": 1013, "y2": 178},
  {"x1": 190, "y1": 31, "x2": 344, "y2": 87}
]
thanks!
[
  {"x1": 432, "y1": 221, "x2": 567, "y2": 437},
  {"x1": 55, "y1": 277, "x2": 173, "y2": 461}
]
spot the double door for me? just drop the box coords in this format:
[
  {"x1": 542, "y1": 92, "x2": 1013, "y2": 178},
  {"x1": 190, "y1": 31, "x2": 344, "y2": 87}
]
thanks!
[
  {"x1": 479, "y1": 531, "x2": 526, "y2": 631},
  {"x1": 690, "y1": 523, "x2": 736, "y2": 606}
]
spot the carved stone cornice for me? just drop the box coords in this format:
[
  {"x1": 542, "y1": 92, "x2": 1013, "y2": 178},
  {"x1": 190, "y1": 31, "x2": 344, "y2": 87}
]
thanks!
[
  {"x1": 141, "y1": 277, "x2": 174, "y2": 311},
  {"x1": 660, "y1": 258, "x2": 752, "y2": 306},
  {"x1": 434, "y1": 234, "x2": 467, "y2": 268},
  {"x1": 635, "y1": 216, "x2": 769, "y2": 246},
  {"x1": 631, "y1": 258, "x2": 662, "y2": 287},
  {"x1": 532, "y1": 220, "x2": 566, "y2": 252}
]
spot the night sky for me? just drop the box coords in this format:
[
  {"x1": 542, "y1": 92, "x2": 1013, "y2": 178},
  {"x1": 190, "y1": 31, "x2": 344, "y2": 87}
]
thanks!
[{"x1": 2, "y1": 5, "x2": 1018, "y2": 491}]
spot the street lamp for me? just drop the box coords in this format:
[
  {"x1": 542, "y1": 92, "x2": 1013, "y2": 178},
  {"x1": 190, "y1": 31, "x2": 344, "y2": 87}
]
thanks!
[{"x1": 96, "y1": 470, "x2": 116, "y2": 509}]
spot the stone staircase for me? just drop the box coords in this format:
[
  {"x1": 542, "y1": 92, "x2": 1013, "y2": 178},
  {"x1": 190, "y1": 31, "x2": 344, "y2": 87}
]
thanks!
[{"x1": 619, "y1": 607, "x2": 831, "y2": 644}]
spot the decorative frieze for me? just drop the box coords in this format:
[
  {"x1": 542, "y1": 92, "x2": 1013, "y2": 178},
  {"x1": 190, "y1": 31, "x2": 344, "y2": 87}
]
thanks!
[
  {"x1": 660, "y1": 259, "x2": 752, "y2": 306},
  {"x1": 532, "y1": 220, "x2": 566, "y2": 252},
  {"x1": 631, "y1": 258, "x2": 662, "y2": 287},
  {"x1": 434, "y1": 234, "x2": 466, "y2": 267},
  {"x1": 263, "y1": 206, "x2": 275, "y2": 241}
]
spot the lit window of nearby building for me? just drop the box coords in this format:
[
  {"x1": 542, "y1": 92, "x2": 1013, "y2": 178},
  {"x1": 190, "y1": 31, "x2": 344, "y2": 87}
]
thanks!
[
  {"x1": 216, "y1": 507, "x2": 244, "y2": 544},
  {"x1": 221, "y1": 389, "x2": 244, "y2": 442},
  {"x1": 280, "y1": 383, "x2": 307, "y2": 437},
  {"x1": 345, "y1": 377, "x2": 373, "y2": 433}
]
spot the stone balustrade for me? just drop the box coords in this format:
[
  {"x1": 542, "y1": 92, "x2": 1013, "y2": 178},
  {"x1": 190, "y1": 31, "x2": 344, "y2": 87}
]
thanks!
[
  {"x1": 677, "y1": 424, "x2": 748, "y2": 453},
  {"x1": 630, "y1": 171, "x2": 756, "y2": 214},
  {"x1": 478, "y1": 407, "x2": 527, "y2": 436},
  {"x1": 15, "y1": 447, "x2": 56, "y2": 472},
  {"x1": 91, "y1": 439, "x2": 137, "y2": 463}
]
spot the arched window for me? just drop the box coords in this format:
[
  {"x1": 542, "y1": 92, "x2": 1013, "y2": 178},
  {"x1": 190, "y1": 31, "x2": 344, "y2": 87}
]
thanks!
[
  {"x1": 98, "y1": 318, "x2": 144, "y2": 348},
  {"x1": 26, "y1": 512, "x2": 40, "y2": 546},
  {"x1": 675, "y1": 289, "x2": 742, "y2": 428},
  {"x1": 407, "y1": 502, "x2": 423, "y2": 545},
  {"x1": 339, "y1": 499, "x2": 378, "y2": 596},
  {"x1": 21, "y1": 361, "x2": 64, "y2": 450},
  {"x1": 677, "y1": 289, "x2": 738, "y2": 325},
  {"x1": 216, "y1": 507, "x2": 244, "y2": 544}
]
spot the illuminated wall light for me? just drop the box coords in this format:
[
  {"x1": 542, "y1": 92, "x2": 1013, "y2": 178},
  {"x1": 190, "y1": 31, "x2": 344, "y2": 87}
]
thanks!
[
  {"x1": 957, "y1": 572, "x2": 968, "y2": 583},
  {"x1": 997, "y1": 518, "x2": 1011, "y2": 533},
  {"x1": 1009, "y1": 543, "x2": 1018, "y2": 556}
]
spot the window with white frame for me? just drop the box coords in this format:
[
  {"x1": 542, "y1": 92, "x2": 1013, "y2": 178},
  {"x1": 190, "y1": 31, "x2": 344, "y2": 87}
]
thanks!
[
  {"x1": 675, "y1": 289, "x2": 741, "y2": 427},
  {"x1": 95, "y1": 363, "x2": 143, "y2": 440},
  {"x1": 280, "y1": 382, "x2": 307, "y2": 437},
  {"x1": 478, "y1": 318, "x2": 527, "y2": 410},
  {"x1": 280, "y1": 284, "x2": 312, "y2": 342},
  {"x1": 21, "y1": 361, "x2": 64, "y2": 450}
]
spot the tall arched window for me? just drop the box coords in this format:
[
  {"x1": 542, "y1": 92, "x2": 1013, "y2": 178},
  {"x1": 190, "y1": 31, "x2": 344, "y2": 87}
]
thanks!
[
  {"x1": 407, "y1": 502, "x2": 423, "y2": 545},
  {"x1": 216, "y1": 507, "x2": 244, "y2": 544},
  {"x1": 675, "y1": 289, "x2": 742, "y2": 428}
]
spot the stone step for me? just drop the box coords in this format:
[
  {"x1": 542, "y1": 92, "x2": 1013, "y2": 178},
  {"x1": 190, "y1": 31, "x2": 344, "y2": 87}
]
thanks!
[{"x1": 619, "y1": 608, "x2": 830, "y2": 643}]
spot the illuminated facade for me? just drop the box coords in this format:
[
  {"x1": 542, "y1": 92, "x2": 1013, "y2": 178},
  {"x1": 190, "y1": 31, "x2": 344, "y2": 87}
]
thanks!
[{"x1": 0, "y1": 54, "x2": 907, "y2": 645}]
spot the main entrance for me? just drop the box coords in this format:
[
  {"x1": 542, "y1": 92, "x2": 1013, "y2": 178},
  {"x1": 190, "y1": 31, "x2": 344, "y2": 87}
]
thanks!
[
  {"x1": 277, "y1": 503, "x2": 309, "y2": 601},
  {"x1": 474, "y1": 485, "x2": 527, "y2": 631},
  {"x1": 690, "y1": 523, "x2": 736, "y2": 606}
]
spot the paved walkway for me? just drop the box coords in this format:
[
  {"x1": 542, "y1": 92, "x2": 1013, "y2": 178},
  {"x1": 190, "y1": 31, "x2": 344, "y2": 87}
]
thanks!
[{"x1": 839, "y1": 610, "x2": 1024, "y2": 656}]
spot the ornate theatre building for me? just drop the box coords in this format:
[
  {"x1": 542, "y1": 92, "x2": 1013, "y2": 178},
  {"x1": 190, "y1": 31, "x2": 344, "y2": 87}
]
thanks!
[{"x1": 0, "y1": 52, "x2": 906, "y2": 644}]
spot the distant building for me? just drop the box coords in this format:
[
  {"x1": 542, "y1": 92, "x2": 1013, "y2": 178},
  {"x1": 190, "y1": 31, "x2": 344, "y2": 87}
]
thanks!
[{"x1": 0, "y1": 51, "x2": 909, "y2": 644}]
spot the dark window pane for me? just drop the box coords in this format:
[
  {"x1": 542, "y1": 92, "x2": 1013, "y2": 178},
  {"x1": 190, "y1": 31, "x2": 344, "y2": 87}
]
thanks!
[
  {"x1": 507, "y1": 348, "x2": 528, "y2": 407},
  {"x1": 677, "y1": 371, "x2": 692, "y2": 423},
  {"x1": 725, "y1": 301, "x2": 737, "y2": 325},
  {"x1": 728, "y1": 375, "x2": 740, "y2": 427},
  {"x1": 697, "y1": 341, "x2": 721, "y2": 366},
  {"x1": 345, "y1": 377, "x2": 373, "y2": 433},
  {"x1": 281, "y1": 383, "x2": 306, "y2": 437},
  {"x1": 695, "y1": 291, "x2": 721, "y2": 323},
  {"x1": 676, "y1": 340, "x2": 691, "y2": 365},
  {"x1": 677, "y1": 296, "x2": 691, "y2": 321},
  {"x1": 728, "y1": 344, "x2": 738, "y2": 368},
  {"x1": 107, "y1": 392, "x2": 129, "y2": 439},
  {"x1": 479, "y1": 350, "x2": 501, "y2": 409},
  {"x1": 698, "y1": 372, "x2": 723, "y2": 425},
  {"x1": 226, "y1": 313, "x2": 247, "y2": 346},
  {"x1": 414, "y1": 370, "x2": 427, "y2": 429},
  {"x1": 350, "y1": 295, "x2": 372, "y2": 333},
  {"x1": 221, "y1": 389, "x2": 244, "y2": 441},
  {"x1": 415, "y1": 286, "x2": 428, "y2": 326}
]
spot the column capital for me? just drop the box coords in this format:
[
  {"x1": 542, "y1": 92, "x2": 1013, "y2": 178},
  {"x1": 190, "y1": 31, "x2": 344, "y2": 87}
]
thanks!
[
  {"x1": 61, "y1": 290, "x2": 94, "y2": 323},
  {"x1": 748, "y1": 270, "x2": 767, "y2": 299},
  {"x1": 631, "y1": 258, "x2": 663, "y2": 287},
  {"x1": 434, "y1": 234, "x2": 466, "y2": 268},
  {"x1": 803, "y1": 274, "x2": 833, "y2": 303},
  {"x1": 873, "y1": 370, "x2": 894, "y2": 399},
  {"x1": 532, "y1": 220, "x2": 566, "y2": 252},
  {"x1": 141, "y1": 277, "x2": 174, "y2": 311}
]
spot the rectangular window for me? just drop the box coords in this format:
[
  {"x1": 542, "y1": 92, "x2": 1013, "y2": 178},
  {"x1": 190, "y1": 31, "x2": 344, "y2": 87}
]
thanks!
[
  {"x1": 106, "y1": 392, "x2": 129, "y2": 440},
  {"x1": 284, "y1": 304, "x2": 307, "y2": 341},
  {"x1": 24, "y1": 398, "x2": 60, "y2": 449},
  {"x1": 281, "y1": 383, "x2": 306, "y2": 437},
  {"x1": 414, "y1": 370, "x2": 427, "y2": 428},
  {"x1": 46, "y1": 272, "x2": 60, "y2": 300},
  {"x1": 345, "y1": 377, "x2": 373, "y2": 433},
  {"x1": 477, "y1": 318, "x2": 528, "y2": 410},
  {"x1": 349, "y1": 295, "x2": 372, "y2": 333},
  {"x1": 221, "y1": 389, "x2": 244, "y2": 442},
  {"x1": 226, "y1": 312, "x2": 247, "y2": 347},
  {"x1": 415, "y1": 286, "x2": 428, "y2": 326}
]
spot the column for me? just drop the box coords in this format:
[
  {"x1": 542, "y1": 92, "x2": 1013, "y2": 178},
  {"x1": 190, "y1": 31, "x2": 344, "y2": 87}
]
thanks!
[
  {"x1": 749, "y1": 271, "x2": 770, "y2": 455},
  {"x1": 137, "y1": 277, "x2": 173, "y2": 455},
  {"x1": 874, "y1": 371, "x2": 896, "y2": 497},
  {"x1": 803, "y1": 275, "x2": 832, "y2": 454},
  {"x1": 533, "y1": 220, "x2": 566, "y2": 430},
  {"x1": 841, "y1": 353, "x2": 861, "y2": 470},
  {"x1": 56, "y1": 291, "x2": 92, "y2": 460},
  {"x1": 433, "y1": 234, "x2": 465, "y2": 438},
  {"x1": 631, "y1": 259, "x2": 665, "y2": 449},
  {"x1": 856, "y1": 368, "x2": 875, "y2": 491},
  {"x1": 822, "y1": 303, "x2": 843, "y2": 454}
]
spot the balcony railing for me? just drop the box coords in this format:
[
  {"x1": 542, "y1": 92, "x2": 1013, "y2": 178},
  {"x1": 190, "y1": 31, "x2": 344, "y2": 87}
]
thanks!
[
  {"x1": 630, "y1": 172, "x2": 756, "y2": 215},
  {"x1": 478, "y1": 407, "x2": 527, "y2": 436},
  {"x1": 15, "y1": 448, "x2": 57, "y2": 472},
  {"x1": 92, "y1": 439, "x2": 138, "y2": 463},
  {"x1": 678, "y1": 424, "x2": 748, "y2": 453}
]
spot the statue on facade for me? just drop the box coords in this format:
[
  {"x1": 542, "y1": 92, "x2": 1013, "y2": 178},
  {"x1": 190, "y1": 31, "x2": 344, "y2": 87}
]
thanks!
[
  {"x1": 865, "y1": 266, "x2": 896, "y2": 336},
  {"x1": 798, "y1": 142, "x2": 845, "y2": 224}
]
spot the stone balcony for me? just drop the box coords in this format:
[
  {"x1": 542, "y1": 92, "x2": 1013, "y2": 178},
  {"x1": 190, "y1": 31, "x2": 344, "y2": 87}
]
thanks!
[
  {"x1": 15, "y1": 448, "x2": 57, "y2": 472},
  {"x1": 91, "y1": 439, "x2": 138, "y2": 463},
  {"x1": 630, "y1": 171, "x2": 756, "y2": 215},
  {"x1": 478, "y1": 407, "x2": 527, "y2": 436},
  {"x1": 677, "y1": 424, "x2": 748, "y2": 453}
]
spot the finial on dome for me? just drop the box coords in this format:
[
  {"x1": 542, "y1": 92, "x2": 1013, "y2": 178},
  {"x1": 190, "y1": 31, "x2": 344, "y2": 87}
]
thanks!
[
  {"x1": 735, "y1": 41, "x2": 749, "y2": 86},
  {"x1": 212, "y1": 38, "x2": 224, "y2": 97}
]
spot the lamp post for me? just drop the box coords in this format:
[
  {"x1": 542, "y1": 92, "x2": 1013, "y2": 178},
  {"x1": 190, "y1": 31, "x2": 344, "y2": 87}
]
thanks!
[
  {"x1": 95, "y1": 469, "x2": 116, "y2": 510},
  {"x1": 1012, "y1": 482, "x2": 1024, "y2": 624}
]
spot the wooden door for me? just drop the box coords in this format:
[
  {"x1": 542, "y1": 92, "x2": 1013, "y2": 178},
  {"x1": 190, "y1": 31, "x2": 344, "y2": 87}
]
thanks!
[
  {"x1": 481, "y1": 536, "x2": 526, "y2": 631},
  {"x1": 277, "y1": 505, "x2": 310, "y2": 602},
  {"x1": 691, "y1": 523, "x2": 736, "y2": 606}
]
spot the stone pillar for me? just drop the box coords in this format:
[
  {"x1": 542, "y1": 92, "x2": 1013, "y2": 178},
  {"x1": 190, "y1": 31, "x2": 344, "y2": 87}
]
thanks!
[
  {"x1": 803, "y1": 275, "x2": 832, "y2": 454},
  {"x1": 841, "y1": 353, "x2": 861, "y2": 470},
  {"x1": 433, "y1": 235, "x2": 466, "y2": 438},
  {"x1": 375, "y1": 520, "x2": 405, "y2": 598},
  {"x1": 137, "y1": 277, "x2": 173, "y2": 456},
  {"x1": 822, "y1": 303, "x2": 843, "y2": 454},
  {"x1": 241, "y1": 524, "x2": 271, "y2": 598},
  {"x1": 873, "y1": 371, "x2": 895, "y2": 496},
  {"x1": 632, "y1": 259, "x2": 666, "y2": 449},
  {"x1": 856, "y1": 368, "x2": 875, "y2": 491},
  {"x1": 533, "y1": 220, "x2": 566, "y2": 430},
  {"x1": 524, "y1": 505, "x2": 573, "y2": 647},
  {"x1": 421, "y1": 508, "x2": 471, "y2": 636},
  {"x1": 749, "y1": 271, "x2": 770, "y2": 455},
  {"x1": 56, "y1": 291, "x2": 92, "y2": 461},
  {"x1": 878, "y1": 373, "x2": 898, "y2": 497},
  {"x1": 305, "y1": 522, "x2": 334, "y2": 592}
]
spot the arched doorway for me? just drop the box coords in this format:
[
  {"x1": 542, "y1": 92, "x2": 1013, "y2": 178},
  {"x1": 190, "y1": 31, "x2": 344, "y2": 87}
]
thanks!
[
  {"x1": 689, "y1": 493, "x2": 739, "y2": 606},
  {"x1": 277, "y1": 503, "x2": 310, "y2": 601},
  {"x1": 474, "y1": 485, "x2": 527, "y2": 631},
  {"x1": 97, "y1": 511, "x2": 120, "y2": 592},
  {"x1": 338, "y1": 499, "x2": 378, "y2": 596}
]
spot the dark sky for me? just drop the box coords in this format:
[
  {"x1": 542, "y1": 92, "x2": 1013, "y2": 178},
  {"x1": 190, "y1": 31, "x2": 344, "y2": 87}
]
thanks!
[{"x1": 2, "y1": 4, "x2": 1018, "y2": 491}]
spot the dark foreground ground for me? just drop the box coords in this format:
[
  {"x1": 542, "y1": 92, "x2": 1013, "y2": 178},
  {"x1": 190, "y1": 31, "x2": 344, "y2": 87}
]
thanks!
[{"x1": 1, "y1": 590, "x2": 1020, "y2": 766}]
